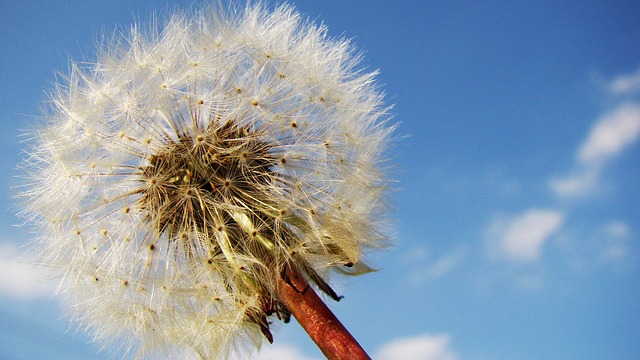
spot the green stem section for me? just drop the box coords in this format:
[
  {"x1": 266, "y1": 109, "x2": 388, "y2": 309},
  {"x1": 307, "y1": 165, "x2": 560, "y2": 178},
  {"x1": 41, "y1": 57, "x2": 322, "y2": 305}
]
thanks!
[{"x1": 277, "y1": 265, "x2": 371, "y2": 360}]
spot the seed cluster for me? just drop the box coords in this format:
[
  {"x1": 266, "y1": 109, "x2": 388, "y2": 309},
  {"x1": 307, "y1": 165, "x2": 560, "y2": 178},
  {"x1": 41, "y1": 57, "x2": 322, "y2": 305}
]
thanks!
[{"x1": 139, "y1": 120, "x2": 274, "y2": 243}]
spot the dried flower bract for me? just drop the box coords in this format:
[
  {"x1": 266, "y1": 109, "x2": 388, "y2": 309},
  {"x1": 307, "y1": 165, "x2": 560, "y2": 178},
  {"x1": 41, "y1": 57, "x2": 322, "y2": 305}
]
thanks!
[{"x1": 20, "y1": 3, "x2": 392, "y2": 359}]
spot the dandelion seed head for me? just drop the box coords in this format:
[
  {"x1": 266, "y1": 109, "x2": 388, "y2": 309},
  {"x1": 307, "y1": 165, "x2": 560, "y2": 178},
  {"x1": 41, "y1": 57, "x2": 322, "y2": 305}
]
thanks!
[{"x1": 19, "y1": 2, "x2": 393, "y2": 359}]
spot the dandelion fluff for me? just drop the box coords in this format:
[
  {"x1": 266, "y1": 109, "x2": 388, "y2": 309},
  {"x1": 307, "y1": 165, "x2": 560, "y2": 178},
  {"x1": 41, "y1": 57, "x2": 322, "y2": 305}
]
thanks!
[{"x1": 19, "y1": 3, "x2": 392, "y2": 359}]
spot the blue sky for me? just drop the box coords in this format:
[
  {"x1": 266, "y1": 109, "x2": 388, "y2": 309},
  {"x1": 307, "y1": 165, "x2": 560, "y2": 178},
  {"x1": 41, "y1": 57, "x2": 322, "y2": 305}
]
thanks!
[{"x1": 1, "y1": 1, "x2": 639, "y2": 359}]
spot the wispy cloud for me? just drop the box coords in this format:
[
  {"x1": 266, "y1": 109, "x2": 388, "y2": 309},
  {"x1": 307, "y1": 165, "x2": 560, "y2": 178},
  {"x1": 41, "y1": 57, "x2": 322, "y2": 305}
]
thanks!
[
  {"x1": 550, "y1": 103, "x2": 640, "y2": 197},
  {"x1": 409, "y1": 246, "x2": 466, "y2": 284},
  {"x1": 599, "y1": 220, "x2": 633, "y2": 267},
  {"x1": 610, "y1": 67, "x2": 640, "y2": 94},
  {"x1": 426, "y1": 247, "x2": 466, "y2": 279},
  {"x1": 560, "y1": 219, "x2": 635, "y2": 273},
  {"x1": 548, "y1": 167, "x2": 598, "y2": 198},
  {"x1": 0, "y1": 242, "x2": 54, "y2": 299},
  {"x1": 376, "y1": 333, "x2": 458, "y2": 360},
  {"x1": 487, "y1": 210, "x2": 565, "y2": 263},
  {"x1": 578, "y1": 104, "x2": 640, "y2": 164},
  {"x1": 604, "y1": 220, "x2": 631, "y2": 238}
]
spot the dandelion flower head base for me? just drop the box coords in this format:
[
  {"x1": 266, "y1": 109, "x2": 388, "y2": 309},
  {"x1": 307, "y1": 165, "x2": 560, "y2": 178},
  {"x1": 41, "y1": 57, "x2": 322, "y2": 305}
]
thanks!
[
  {"x1": 21, "y1": 3, "x2": 391, "y2": 358},
  {"x1": 137, "y1": 116, "x2": 325, "y2": 342}
]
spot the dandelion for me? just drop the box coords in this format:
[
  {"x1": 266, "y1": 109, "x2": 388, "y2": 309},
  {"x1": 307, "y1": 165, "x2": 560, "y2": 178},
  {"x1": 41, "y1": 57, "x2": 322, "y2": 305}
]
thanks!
[{"x1": 19, "y1": 3, "x2": 392, "y2": 359}]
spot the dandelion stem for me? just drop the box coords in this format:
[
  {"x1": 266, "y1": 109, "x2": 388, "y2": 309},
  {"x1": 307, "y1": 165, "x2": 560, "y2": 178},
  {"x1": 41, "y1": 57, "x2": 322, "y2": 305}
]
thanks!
[{"x1": 277, "y1": 265, "x2": 371, "y2": 360}]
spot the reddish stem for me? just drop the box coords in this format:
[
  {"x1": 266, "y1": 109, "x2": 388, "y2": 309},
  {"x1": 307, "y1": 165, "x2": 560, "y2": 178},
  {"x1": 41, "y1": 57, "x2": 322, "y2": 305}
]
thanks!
[{"x1": 276, "y1": 265, "x2": 371, "y2": 360}]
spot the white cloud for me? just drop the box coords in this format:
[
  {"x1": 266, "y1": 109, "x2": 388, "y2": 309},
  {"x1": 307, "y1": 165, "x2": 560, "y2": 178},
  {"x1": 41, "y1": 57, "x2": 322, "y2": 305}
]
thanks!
[
  {"x1": 245, "y1": 334, "x2": 460, "y2": 360},
  {"x1": 550, "y1": 103, "x2": 640, "y2": 197},
  {"x1": 250, "y1": 344, "x2": 319, "y2": 360},
  {"x1": 610, "y1": 67, "x2": 640, "y2": 94},
  {"x1": 489, "y1": 210, "x2": 565, "y2": 263},
  {"x1": 578, "y1": 103, "x2": 640, "y2": 164},
  {"x1": 0, "y1": 242, "x2": 54, "y2": 299},
  {"x1": 376, "y1": 334, "x2": 457, "y2": 360}
]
